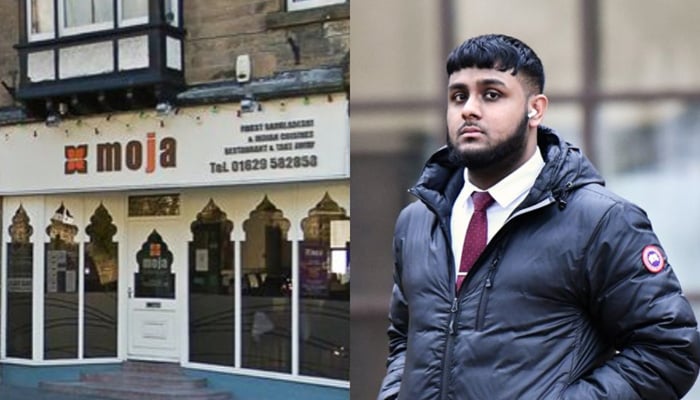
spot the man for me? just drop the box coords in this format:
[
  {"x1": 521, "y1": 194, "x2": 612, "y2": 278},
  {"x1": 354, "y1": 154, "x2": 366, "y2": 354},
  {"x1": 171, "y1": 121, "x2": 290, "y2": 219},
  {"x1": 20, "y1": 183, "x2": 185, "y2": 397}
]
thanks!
[{"x1": 378, "y1": 34, "x2": 700, "y2": 400}]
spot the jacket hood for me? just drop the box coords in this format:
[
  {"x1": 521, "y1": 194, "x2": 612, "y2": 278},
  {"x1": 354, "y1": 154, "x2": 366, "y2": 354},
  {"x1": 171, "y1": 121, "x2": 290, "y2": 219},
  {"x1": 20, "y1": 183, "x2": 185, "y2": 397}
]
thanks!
[{"x1": 410, "y1": 126, "x2": 605, "y2": 218}]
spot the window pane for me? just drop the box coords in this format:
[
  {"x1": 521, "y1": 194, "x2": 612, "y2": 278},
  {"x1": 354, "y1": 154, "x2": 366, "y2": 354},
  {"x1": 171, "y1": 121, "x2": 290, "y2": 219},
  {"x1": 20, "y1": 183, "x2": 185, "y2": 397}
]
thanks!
[
  {"x1": 6, "y1": 205, "x2": 34, "y2": 359},
  {"x1": 595, "y1": 101, "x2": 700, "y2": 295},
  {"x1": 122, "y1": 0, "x2": 147, "y2": 20},
  {"x1": 299, "y1": 193, "x2": 349, "y2": 380},
  {"x1": 351, "y1": 0, "x2": 442, "y2": 104},
  {"x1": 64, "y1": 0, "x2": 113, "y2": 28},
  {"x1": 452, "y1": 0, "x2": 581, "y2": 94},
  {"x1": 134, "y1": 231, "x2": 175, "y2": 299},
  {"x1": 541, "y1": 104, "x2": 584, "y2": 150},
  {"x1": 241, "y1": 196, "x2": 292, "y2": 373},
  {"x1": 601, "y1": 0, "x2": 700, "y2": 91},
  {"x1": 164, "y1": 0, "x2": 177, "y2": 26},
  {"x1": 84, "y1": 204, "x2": 118, "y2": 358},
  {"x1": 30, "y1": 0, "x2": 54, "y2": 35},
  {"x1": 189, "y1": 200, "x2": 235, "y2": 366},
  {"x1": 44, "y1": 203, "x2": 79, "y2": 359},
  {"x1": 287, "y1": 0, "x2": 346, "y2": 12}
]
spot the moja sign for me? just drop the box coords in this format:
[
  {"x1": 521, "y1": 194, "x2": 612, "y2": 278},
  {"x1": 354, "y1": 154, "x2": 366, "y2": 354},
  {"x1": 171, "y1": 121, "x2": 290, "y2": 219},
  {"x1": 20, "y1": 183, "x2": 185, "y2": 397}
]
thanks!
[{"x1": 64, "y1": 132, "x2": 176, "y2": 174}]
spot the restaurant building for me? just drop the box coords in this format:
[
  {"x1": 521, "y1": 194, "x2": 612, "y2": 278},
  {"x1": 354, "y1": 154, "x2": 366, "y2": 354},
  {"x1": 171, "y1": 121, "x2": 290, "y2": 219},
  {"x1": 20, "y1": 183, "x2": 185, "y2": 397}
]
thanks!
[{"x1": 0, "y1": 1, "x2": 349, "y2": 399}]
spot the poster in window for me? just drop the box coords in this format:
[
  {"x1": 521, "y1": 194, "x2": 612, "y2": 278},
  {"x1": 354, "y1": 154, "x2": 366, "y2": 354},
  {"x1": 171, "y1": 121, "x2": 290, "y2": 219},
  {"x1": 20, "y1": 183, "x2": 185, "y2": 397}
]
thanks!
[
  {"x1": 195, "y1": 249, "x2": 209, "y2": 272},
  {"x1": 299, "y1": 242, "x2": 328, "y2": 297}
]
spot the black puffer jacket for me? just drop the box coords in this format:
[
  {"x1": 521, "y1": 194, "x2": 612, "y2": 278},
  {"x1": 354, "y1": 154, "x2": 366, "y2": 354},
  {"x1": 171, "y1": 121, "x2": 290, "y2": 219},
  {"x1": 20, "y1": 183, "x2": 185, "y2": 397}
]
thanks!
[{"x1": 379, "y1": 128, "x2": 700, "y2": 400}]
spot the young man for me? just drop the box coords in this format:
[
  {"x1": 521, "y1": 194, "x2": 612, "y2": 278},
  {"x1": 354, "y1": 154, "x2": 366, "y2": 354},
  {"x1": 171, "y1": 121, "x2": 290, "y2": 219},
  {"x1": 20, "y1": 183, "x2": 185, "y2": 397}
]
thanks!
[{"x1": 378, "y1": 34, "x2": 700, "y2": 400}]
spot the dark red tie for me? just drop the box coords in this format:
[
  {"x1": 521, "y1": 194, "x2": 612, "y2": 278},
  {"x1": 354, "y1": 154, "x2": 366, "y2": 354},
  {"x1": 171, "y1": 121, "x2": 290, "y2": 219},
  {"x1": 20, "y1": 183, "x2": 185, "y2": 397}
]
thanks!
[{"x1": 457, "y1": 191, "x2": 495, "y2": 290}]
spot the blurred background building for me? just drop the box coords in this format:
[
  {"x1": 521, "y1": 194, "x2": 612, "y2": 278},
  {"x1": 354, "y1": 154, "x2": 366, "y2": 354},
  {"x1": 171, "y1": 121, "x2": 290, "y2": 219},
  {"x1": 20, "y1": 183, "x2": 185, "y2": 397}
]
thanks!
[
  {"x1": 0, "y1": 1, "x2": 349, "y2": 399},
  {"x1": 351, "y1": 0, "x2": 700, "y2": 399}
]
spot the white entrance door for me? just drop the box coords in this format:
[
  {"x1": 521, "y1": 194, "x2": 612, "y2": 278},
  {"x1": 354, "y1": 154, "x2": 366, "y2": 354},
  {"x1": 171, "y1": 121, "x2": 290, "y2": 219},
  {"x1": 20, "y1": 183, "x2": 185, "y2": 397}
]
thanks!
[{"x1": 126, "y1": 220, "x2": 182, "y2": 361}]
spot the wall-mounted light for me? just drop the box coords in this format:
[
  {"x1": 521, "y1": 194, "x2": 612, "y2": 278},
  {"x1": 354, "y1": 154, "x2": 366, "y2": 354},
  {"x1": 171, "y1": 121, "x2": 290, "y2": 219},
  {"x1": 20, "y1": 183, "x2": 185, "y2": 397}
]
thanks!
[
  {"x1": 45, "y1": 99, "x2": 60, "y2": 126},
  {"x1": 240, "y1": 94, "x2": 258, "y2": 113},
  {"x1": 58, "y1": 102, "x2": 69, "y2": 116},
  {"x1": 45, "y1": 112, "x2": 61, "y2": 127},
  {"x1": 155, "y1": 101, "x2": 173, "y2": 116}
]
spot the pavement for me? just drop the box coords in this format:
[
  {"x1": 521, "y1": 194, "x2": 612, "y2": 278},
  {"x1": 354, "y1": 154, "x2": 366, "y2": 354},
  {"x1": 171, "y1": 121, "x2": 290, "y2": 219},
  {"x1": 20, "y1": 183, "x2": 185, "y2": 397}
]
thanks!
[{"x1": 0, "y1": 384, "x2": 111, "y2": 400}]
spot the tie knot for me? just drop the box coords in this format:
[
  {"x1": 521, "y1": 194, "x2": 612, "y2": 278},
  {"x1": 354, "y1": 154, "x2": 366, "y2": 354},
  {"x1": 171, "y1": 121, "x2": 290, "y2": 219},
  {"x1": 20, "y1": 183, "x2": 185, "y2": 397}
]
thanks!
[{"x1": 471, "y1": 191, "x2": 495, "y2": 211}]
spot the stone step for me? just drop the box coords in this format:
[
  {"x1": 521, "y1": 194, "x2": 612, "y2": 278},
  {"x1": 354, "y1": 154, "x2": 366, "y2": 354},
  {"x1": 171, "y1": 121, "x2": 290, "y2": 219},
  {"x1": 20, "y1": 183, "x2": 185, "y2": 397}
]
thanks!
[
  {"x1": 39, "y1": 381, "x2": 232, "y2": 400},
  {"x1": 40, "y1": 361, "x2": 232, "y2": 400},
  {"x1": 80, "y1": 371, "x2": 208, "y2": 389},
  {"x1": 121, "y1": 361, "x2": 184, "y2": 375}
]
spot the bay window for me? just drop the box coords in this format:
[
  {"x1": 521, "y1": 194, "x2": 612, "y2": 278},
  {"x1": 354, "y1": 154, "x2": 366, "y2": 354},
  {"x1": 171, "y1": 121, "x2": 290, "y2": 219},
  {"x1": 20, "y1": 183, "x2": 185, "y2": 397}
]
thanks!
[
  {"x1": 287, "y1": 0, "x2": 346, "y2": 12},
  {"x1": 26, "y1": 0, "x2": 180, "y2": 41}
]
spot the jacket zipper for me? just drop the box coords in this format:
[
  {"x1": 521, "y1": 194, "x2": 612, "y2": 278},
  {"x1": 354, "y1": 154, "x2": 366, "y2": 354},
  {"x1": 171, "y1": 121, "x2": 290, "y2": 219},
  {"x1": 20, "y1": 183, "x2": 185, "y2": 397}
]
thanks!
[
  {"x1": 475, "y1": 257, "x2": 499, "y2": 331},
  {"x1": 440, "y1": 296, "x2": 459, "y2": 400},
  {"x1": 409, "y1": 188, "x2": 557, "y2": 400}
]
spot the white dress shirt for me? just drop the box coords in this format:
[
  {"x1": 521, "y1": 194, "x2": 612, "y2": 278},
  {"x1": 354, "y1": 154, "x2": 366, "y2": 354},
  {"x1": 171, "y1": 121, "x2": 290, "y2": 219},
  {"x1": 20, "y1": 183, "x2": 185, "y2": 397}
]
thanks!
[{"x1": 450, "y1": 150, "x2": 545, "y2": 276}]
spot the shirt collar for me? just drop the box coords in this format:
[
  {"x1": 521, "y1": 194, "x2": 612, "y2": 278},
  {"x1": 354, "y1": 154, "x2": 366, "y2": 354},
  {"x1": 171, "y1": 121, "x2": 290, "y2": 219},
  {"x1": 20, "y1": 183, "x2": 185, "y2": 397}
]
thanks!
[{"x1": 462, "y1": 149, "x2": 545, "y2": 209}]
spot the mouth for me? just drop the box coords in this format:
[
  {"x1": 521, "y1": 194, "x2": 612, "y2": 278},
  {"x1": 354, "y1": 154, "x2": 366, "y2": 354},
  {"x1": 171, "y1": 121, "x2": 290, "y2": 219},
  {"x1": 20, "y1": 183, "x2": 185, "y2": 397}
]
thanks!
[{"x1": 458, "y1": 125, "x2": 484, "y2": 138}]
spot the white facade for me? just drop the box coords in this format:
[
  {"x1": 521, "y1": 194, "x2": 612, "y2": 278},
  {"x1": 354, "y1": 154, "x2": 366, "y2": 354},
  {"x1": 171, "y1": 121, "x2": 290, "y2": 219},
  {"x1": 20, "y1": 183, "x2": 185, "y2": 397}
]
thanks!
[{"x1": 0, "y1": 94, "x2": 350, "y2": 387}]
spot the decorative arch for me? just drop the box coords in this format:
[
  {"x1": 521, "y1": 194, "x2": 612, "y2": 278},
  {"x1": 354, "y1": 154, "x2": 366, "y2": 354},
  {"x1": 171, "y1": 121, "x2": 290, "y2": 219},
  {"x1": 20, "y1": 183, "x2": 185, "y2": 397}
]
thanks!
[
  {"x1": 8, "y1": 204, "x2": 33, "y2": 244},
  {"x1": 300, "y1": 191, "x2": 349, "y2": 243},
  {"x1": 241, "y1": 195, "x2": 291, "y2": 280}
]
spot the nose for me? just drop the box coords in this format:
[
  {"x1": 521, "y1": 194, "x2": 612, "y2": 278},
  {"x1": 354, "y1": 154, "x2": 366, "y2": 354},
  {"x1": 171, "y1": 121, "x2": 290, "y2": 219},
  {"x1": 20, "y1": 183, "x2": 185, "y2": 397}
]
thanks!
[{"x1": 461, "y1": 97, "x2": 481, "y2": 120}]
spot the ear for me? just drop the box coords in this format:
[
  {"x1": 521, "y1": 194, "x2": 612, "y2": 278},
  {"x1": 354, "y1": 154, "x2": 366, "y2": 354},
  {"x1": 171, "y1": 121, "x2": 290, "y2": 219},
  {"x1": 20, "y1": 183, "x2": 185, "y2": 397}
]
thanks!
[{"x1": 527, "y1": 94, "x2": 548, "y2": 128}]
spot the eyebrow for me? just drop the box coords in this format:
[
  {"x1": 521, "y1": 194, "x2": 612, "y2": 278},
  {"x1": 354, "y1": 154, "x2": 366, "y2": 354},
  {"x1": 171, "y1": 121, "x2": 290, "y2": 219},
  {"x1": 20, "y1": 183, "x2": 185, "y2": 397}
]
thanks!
[
  {"x1": 478, "y1": 78, "x2": 507, "y2": 87},
  {"x1": 448, "y1": 78, "x2": 508, "y2": 91}
]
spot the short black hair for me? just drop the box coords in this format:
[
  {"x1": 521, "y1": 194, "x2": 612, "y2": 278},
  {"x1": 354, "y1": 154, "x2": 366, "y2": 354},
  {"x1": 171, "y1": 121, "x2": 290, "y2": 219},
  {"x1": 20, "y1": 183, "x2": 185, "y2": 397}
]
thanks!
[{"x1": 446, "y1": 34, "x2": 545, "y2": 94}]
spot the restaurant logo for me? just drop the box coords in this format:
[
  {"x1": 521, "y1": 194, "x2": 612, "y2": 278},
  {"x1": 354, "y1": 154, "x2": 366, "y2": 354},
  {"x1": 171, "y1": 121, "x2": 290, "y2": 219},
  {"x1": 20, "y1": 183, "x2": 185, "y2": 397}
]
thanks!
[
  {"x1": 64, "y1": 132, "x2": 177, "y2": 175},
  {"x1": 64, "y1": 145, "x2": 88, "y2": 174}
]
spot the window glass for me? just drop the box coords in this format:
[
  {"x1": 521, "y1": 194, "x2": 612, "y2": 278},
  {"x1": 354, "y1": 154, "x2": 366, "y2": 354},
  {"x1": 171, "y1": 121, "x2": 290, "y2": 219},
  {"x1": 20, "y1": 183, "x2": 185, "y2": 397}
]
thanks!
[
  {"x1": 6, "y1": 205, "x2": 34, "y2": 359},
  {"x1": 189, "y1": 199, "x2": 235, "y2": 366},
  {"x1": 287, "y1": 0, "x2": 345, "y2": 12},
  {"x1": 84, "y1": 204, "x2": 118, "y2": 358},
  {"x1": 299, "y1": 193, "x2": 349, "y2": 380},
  {"x1": 44, "y1": 203, "x2": 79, "y2": 359},
  {"x1": 119, "y1": 0, "x2": 148, "y2": 27},
  {"x1": 595, "y1": 101, "x2": 700, "y2": 294},
  {"x1": 453, "y1": 0, "x2": 581, "y2": 94},
  {"x1": 164, "y1": 0, "x2": 178, "y2": 26},
  {"x1": 29, "y1": 0, "x2": 54, "y2": 38},
  {"x1": 351, "y1": 0, "x2": 442, "y2": 104},
  {"x1": 134, "y1": 230, "x2": 175, "y2": 299},
  {"x1": 64, "y1": 0, "x2": 113, "y2": 29},
  {"x1": 540, "y1": 103, "x2": 584, "y2": 150},
  {"x1": 241, "y1": 196, "x2": 292, "y2": 373},
  {"x1": 122, "y1": 0, "x2": 147, "y2": 21},
  {"x1": 601, "y1": 0, "x2": 700, "y2": 91}
]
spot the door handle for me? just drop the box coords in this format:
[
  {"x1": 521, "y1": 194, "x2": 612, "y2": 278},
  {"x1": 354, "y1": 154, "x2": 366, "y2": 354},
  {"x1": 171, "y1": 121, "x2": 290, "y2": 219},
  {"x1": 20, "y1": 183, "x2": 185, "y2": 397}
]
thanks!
[{"x1": 128, "y1": 287, "x2": 133, "y2": 298}]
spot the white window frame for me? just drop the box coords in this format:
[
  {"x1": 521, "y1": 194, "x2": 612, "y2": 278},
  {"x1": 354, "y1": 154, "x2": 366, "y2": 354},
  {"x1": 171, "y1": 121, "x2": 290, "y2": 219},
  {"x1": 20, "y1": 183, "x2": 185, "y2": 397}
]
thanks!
[
  {"x1": 26, "y1": 0, "x2": 55, "y2": 42},
  {"x1": 57, "y1": 0, "x2": 114, "y2": 37},
  {"x1": 118, "y1": 0, "x2": 149, "y2": 28},
  {"x1": 287, "y1": 0, "x2": 346, "y2": 12}
]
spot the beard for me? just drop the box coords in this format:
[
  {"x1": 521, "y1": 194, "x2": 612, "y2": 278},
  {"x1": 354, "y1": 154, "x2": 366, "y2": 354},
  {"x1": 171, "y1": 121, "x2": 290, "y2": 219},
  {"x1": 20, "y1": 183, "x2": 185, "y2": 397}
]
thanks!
[{"x1": 447, "y1": 112, "x2": 530, "y2": 171}]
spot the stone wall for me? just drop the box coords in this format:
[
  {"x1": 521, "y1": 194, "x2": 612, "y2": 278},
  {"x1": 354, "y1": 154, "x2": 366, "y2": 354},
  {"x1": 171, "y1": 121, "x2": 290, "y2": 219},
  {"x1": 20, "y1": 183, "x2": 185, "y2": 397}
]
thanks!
[
  {"x1": 0, "y1": 2, "x2": 20, "y2": 108},
  {"x1": 183, "y1": 0, "x2": 349, "y2": 84}
]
